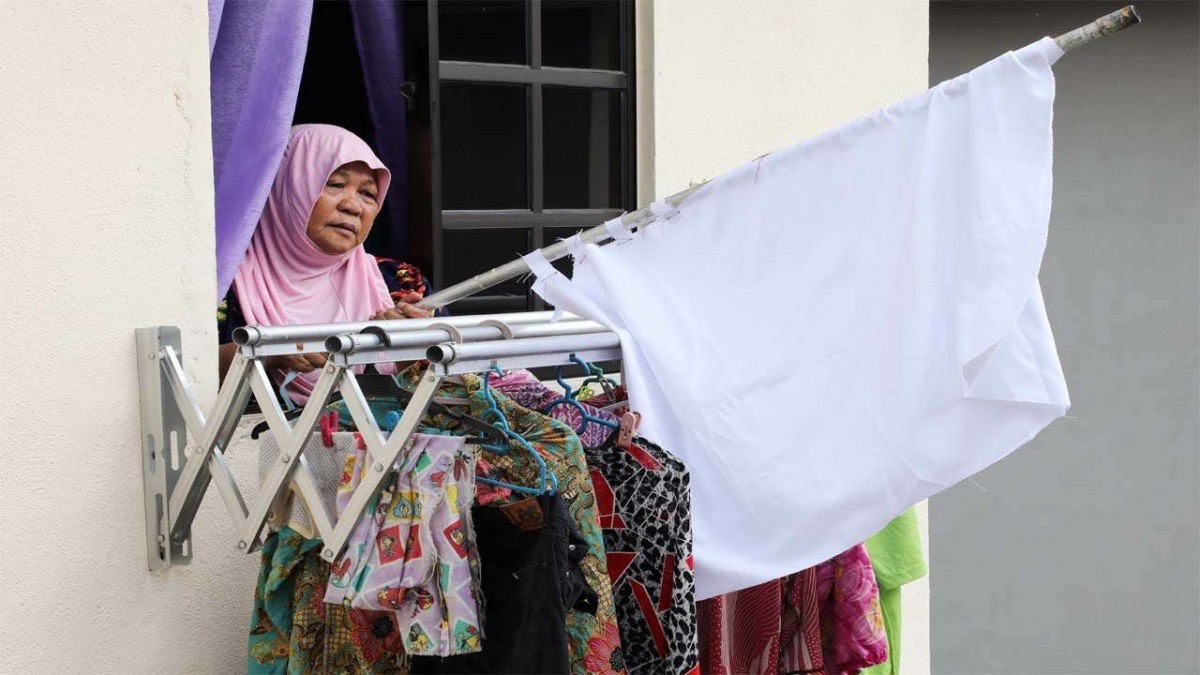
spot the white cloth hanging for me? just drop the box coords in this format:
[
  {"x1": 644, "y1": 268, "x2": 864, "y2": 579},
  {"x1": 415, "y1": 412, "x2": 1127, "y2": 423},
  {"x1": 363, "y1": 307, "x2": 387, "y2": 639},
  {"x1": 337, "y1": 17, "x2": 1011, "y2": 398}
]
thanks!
[{"x1": 527, "y1": 37, "x2": 1071, "y2": 599}]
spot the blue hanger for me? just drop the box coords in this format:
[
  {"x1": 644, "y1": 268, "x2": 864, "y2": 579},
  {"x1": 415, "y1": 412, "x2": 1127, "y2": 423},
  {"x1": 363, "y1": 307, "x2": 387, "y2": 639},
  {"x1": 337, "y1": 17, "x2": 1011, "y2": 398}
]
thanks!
[
  {"x1": 579, "y1": 359, "x2": 619, "y2": 397},
  {"x1": 477, "y1": 365, "x2": 559, "y2": 496},
  {"x1": 278, "y1": 370, "x2": 301, "y2": 413},
  {"x1": 542, "y1": 355, "x2": 620, "y2": 434}
]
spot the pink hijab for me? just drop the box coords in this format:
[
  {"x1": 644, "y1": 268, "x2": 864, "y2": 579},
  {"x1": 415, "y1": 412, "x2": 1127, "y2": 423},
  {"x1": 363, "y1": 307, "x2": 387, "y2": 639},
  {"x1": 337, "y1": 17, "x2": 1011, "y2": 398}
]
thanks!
[{"x1": 233, "y1": 124, "x2": 396, "y2": 402}]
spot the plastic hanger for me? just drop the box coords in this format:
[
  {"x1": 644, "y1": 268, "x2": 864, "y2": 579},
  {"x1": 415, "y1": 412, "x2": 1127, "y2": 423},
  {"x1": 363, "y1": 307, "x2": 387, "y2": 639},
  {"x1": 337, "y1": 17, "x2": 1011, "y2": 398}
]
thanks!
[
  {"x1": 380, "y1": 410, "x2": 491, "y2": 445},
  {"x1": 477, "y1": 365, "x2": 559, "y2": 496},
  {"x1": 579, "y1": 360, "x2": 619, "y2": 398},
  {"x1": 279, "y1": 370, "x2": 301, "y2": 412},
  {"x1": 249, "y1": 370, "x2": 305, "y2": 439},
  {"x1": 542, "y1": 355, "x2": 620, "y2": 435},
  {"x1": 355, "y1": 368, "x2": 508, "y2": 445}
]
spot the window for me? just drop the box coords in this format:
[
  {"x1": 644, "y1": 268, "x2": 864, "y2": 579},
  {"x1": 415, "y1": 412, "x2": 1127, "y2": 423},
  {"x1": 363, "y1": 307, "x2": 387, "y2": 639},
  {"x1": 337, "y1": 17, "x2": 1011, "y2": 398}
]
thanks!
[{"x1": 428, "y1": 0, "x2": 636, "y2": 314}]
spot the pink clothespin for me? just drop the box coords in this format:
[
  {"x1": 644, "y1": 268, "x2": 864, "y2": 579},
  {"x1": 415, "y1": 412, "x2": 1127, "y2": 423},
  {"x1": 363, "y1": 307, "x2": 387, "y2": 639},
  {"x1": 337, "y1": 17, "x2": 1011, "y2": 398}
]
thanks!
[
  {"x1": 616, "y1": 411, "x2": 641, "y2": 449},
  {"x1": 319, "y1": 410, "x2": 339, "y2": 447}
]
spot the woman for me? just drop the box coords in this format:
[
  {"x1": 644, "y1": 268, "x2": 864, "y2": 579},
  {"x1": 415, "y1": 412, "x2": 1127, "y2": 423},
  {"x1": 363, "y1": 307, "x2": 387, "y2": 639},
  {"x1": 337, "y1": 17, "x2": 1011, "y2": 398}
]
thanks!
[{"x1": 217, "y1": 124, "x2": 432, "y2": 401}]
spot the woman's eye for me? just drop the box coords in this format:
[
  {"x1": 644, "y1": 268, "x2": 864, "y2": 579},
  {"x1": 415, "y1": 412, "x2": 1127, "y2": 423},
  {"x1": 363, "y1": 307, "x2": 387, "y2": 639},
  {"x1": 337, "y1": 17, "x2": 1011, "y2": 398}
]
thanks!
[
  {"x1": 326, "y1": 182, "x2": 344, "y2": 190},
  {"x1": 361, "y1": 191, "x2": 377, "y2": 201}
]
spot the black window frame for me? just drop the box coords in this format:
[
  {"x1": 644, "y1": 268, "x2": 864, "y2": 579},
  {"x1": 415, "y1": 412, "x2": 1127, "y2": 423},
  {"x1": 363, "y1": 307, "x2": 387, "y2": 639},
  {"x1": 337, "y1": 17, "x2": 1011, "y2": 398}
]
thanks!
[{"x1": 427, "y1": 0, "x2": 637, "y2": 314}]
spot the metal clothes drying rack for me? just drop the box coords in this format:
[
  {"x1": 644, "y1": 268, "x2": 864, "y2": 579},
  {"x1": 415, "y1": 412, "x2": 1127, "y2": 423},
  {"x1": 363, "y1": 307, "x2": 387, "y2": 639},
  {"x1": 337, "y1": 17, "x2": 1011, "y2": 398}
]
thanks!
[{"x1": 136, "y1": 312, "x2": 619, "y2": 571}]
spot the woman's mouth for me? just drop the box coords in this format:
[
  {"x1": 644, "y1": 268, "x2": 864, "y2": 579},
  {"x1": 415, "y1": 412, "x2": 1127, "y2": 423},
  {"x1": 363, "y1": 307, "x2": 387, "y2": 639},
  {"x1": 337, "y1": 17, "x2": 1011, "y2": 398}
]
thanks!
[{"x1": 328, "y1": 222, "x2": 357, "y2": 237}]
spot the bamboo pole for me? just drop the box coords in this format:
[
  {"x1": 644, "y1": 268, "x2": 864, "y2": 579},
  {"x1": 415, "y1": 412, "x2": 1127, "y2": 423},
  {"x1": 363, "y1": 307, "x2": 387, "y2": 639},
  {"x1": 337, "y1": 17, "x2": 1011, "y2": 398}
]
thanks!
[{"x1": 418, "y1": 5, "x2": 1141, "y2": 311}]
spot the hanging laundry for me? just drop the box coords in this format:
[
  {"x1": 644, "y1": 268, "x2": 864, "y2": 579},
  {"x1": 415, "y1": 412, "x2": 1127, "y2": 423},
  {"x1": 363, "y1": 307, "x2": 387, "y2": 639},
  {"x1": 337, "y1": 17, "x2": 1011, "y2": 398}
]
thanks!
[
  {"x1": 248, "y1": 527, "x2": 408, "y2": 674},
  {"x1": 780, "y1": 567, "x2": 824, "y2": 675},
  {"x1": 396, "y1": 367, "x2": 629, "y2": 675},
  {"x1": 590, "y1": 432, "x2": 698, "y2": 675},
  {"x1": 860, "y1": 509, "x2": 927, "y2": 675},
  {"x1": 324, "y1": 434, "x2": 482, "y2": 657},
  {"x1": 697, "y1": 546, "x2": 887, "y2": 675},
  {"x1": 697, "y1": 578, "x2": 784, "y2": 675},
  {"x1": 571, "y1": 389, "x2": 700, "y2": 674},
  {"x1": 491, "y1": 375, "x2": 620, "y2": 450},
  {"x1": 815, "y1": 546, "x2": 888, "y2": 674},
  {"x1": 410, "y1": 495, "x2": 594, "y2": 674},
  {"x1": 258, "y1": 431, "x2": 349, "y2": 540},
  {"x1": 526, "y1": 37, "x2": 1070, "y2": 598}
]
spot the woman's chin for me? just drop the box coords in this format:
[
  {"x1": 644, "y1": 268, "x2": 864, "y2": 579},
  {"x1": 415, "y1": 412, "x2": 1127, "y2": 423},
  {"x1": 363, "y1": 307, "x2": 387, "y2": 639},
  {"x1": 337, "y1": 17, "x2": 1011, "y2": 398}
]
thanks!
[{"x1": 312, "y1": 234, "x2": 358, "y2": 255}]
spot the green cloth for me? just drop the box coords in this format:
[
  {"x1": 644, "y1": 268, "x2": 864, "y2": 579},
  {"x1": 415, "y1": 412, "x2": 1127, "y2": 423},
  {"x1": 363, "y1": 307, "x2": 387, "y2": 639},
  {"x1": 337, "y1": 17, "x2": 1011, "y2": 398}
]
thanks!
[{"x1": 861, "y1": 508, "x2": 927, "y2": 675}]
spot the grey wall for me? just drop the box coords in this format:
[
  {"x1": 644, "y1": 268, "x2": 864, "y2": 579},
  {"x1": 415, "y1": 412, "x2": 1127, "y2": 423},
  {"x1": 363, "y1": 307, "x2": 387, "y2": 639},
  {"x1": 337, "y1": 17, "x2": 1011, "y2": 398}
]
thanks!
[{"x1": 929, "y1": 2, "x2": 1200, "y2": 674}]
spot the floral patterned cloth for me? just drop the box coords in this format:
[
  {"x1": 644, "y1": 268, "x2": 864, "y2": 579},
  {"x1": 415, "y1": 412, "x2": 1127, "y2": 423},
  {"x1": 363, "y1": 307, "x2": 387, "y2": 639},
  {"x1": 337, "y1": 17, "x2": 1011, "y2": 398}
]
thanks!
[
  {"x1": 815, "y1": 545, "x2": 888, "y2": 674},
  {"x1": 248, "y1": 527, "x2": 408, "y2": 674},
  {"x1": 324, "y1": 434, "x2": 483, "y2": 657},
  {"x1": 396, "y1": 366, "x2": 627, "y2": 675},
  {"x1": 492, "y1": 379, "x2": 619, "y2": 450}
]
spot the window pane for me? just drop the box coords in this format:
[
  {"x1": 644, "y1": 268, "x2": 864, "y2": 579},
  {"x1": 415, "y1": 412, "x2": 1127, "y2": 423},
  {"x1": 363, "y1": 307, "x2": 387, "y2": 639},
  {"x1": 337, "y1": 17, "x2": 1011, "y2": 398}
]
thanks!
[
  {"x1": 443, "y1": 229, "x2": 531, "y2": 299},
  {"x1": 439, "y1": 1, "x2": 527, "y2": 64},
  {"x1": 544, "y1": 87, "x2": 623, "y2": 209},
  {"x1": 441, "y1": 83, "x2": 529, "y2": 209},
  {"x1": 542, "y1": 1, "x2": 622, "y2": 70}
]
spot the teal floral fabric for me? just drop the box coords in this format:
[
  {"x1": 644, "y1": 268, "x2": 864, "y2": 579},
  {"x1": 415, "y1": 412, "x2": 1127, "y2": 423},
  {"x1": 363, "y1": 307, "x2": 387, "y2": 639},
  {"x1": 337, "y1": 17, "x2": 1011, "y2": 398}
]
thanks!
[{"x1": 248, "y1": 527, "x2": 407, "y2": 674}]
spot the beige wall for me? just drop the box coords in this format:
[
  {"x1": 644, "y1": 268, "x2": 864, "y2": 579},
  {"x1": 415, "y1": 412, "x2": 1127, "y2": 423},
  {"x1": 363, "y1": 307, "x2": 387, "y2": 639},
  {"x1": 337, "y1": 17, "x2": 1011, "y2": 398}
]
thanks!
[
  {"x1": 641, "y1": 0, "x2": 929, "y2": 198},
  {"x1": 0, "y1": 1, "x2": 255, "y2": 672},
  {"x1": 637, "y1": 1, "x2": 932, "y2": 672}
]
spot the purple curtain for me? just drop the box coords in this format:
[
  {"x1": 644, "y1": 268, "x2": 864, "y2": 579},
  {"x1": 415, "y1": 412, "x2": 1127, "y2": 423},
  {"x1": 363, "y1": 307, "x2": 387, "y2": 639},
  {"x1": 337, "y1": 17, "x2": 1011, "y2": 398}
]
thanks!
[
  {"x1": 210, "y1": 0, "x2": 313, "y2": 299},
  {"x1": 349, "y1": 0, "x2": 409, "y2": 259}
]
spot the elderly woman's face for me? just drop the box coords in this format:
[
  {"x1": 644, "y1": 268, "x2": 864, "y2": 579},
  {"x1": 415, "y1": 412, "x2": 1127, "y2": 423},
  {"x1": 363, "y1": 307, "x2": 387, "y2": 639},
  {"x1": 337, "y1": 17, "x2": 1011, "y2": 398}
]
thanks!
[{"x1": 306, "y1": 161, "x2": 382, "y2": 255}]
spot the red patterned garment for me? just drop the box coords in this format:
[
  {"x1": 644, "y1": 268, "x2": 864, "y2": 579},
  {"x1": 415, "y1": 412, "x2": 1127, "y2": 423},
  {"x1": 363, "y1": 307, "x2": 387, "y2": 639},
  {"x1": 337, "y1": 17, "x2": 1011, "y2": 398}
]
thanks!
[
  {"x1": 781, "y1": 567, "x2": 825, "y2": 674},
  {"x1": 698, "y1": 547, "x2": 887, "y2": 675},
  {"x1": 697, "y1": 579, "x2": 784, "y2": 675}
]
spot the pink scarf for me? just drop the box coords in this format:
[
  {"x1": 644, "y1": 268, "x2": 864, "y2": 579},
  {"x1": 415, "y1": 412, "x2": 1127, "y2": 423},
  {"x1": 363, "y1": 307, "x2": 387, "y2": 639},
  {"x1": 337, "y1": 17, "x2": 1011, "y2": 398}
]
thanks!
[{"x1": 233, "y1": 124, "x2": 397, "y2": 403}]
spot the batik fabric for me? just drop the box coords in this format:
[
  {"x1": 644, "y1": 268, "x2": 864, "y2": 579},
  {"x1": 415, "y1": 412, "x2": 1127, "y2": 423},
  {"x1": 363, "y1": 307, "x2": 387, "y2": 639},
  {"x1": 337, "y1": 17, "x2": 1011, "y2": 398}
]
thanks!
[
  {"x1": 492, "y1": 378, "x2": 619, "y2": 450},
  {"x1": 248, "y1": 527, "x2": 407, "y2": 674}
]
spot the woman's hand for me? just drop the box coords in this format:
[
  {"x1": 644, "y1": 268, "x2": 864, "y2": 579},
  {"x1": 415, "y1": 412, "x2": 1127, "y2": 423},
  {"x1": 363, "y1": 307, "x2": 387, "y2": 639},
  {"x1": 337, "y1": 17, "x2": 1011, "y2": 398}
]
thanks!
[
  {"x1": 372, "y1": 291, "x2": 434, "y2": 320},
  {"x1": 264, "y1": 353, "x2": 327, "y2": 373}
]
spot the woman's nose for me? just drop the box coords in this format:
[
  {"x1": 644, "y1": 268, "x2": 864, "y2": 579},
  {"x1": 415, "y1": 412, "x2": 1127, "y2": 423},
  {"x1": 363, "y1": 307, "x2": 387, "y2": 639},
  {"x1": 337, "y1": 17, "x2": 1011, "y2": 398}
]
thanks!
[{"x1": 338, "y1": 195, "x2": 363, "y2": 216}]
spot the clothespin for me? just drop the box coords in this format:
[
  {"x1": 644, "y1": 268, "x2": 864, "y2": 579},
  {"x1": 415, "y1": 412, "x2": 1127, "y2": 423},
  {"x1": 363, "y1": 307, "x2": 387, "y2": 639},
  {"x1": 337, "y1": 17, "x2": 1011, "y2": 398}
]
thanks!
[
  {"x1": 616, "y1": 411, "x2": 641, "y2": 449},
  {"x1": 320, "y1": 410, "x2": 339, "y2": 448}
]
